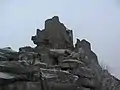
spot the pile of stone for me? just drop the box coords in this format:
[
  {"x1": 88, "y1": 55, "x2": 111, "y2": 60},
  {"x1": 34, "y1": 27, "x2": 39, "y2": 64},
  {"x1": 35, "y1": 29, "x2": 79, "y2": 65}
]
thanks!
[{"x1": 0, "y1": 16, "x2": 119, "y2": 90}]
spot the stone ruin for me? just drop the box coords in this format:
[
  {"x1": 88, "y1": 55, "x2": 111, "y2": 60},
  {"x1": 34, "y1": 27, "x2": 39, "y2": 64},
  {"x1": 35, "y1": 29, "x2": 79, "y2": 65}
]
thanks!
[{"x1": 0, "y1": 16, "x2": 119, "y2": 90}]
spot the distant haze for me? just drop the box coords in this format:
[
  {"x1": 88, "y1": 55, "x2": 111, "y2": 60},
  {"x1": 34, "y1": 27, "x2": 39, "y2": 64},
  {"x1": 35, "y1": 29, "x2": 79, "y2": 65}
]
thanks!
[{"x1": 0, "y1": 0, "x2": 120, "y2": 78}]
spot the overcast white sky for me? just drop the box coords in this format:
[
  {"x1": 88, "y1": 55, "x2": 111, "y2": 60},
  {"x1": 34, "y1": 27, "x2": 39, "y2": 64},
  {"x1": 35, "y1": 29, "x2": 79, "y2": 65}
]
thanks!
[{"x1": 0, "y1": 0, "x2": 120, "y2": 78}]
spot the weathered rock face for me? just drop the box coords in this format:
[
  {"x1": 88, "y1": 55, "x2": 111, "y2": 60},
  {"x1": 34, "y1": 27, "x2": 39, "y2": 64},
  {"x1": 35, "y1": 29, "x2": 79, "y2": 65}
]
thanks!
[
  {"x1": 0, "y1": 16, "x2": 119, "y2": 90},
  {"x1": 101, "y1": 70, "x2": 120, "y2": 90},
  {"x1": 31, "y1": 16, "x2": 74, "y2": 50},
  {"x1": 0, "y1": 47, "x2": 18, "y2": 61},
  {"x1": 75, "y1": 39, "x2": 91, "y2": 52}
]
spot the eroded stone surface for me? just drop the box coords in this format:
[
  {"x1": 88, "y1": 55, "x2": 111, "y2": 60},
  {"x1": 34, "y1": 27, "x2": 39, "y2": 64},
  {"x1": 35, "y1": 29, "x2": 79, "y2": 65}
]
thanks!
[
  {"x1": 31, "y1": 16, "x2": 74, "y2": 50},
  {"x1": 0, "y1": 16, "x2": 119, "y2": 90}
]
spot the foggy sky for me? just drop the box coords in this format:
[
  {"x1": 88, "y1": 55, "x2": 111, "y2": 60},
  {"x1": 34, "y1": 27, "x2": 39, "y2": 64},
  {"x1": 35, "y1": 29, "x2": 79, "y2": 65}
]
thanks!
[{"x1": 0, "y1": 0, "x2": 120, "y2": 78}]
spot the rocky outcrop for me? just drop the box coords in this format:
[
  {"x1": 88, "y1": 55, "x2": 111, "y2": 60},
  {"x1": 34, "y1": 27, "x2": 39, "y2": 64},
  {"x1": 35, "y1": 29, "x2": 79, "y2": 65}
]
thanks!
[
  {"x1": 0, "y1": 16, "x2": 119, "y2": 90},
  {"x1": 0, "y1": 47, "x2": 18, "y2": 61},
  {"x1": 31, "y1": 16, "x2": 74, "y2": 50}
]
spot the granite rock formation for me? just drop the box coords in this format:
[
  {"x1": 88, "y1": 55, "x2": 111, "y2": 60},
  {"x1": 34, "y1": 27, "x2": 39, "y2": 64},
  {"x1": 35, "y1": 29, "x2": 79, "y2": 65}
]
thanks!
[
  {"x1": 0, "y1": 16, "x2": 119, "y2": 90},
  {"x1": 31, "y1": 16, "x2": 74, "y2": 50}
]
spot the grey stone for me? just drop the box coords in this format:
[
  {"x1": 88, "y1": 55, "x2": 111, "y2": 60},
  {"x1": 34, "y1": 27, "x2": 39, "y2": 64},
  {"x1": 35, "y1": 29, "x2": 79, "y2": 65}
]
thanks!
[
  {"x1": 31, "y1": 16, "x2": 74, "y2": 50},
  {"x1": 4, "y1": 82, "x2": 42, "y2": 90},
  {"x1": 0, "y1": 16, "x2": 120, "y2": 90},
  {"x1": 0, "y1": 47, "x2": 18, "y2": 61},
  {"x1": 19, "y1": 46, "x2": 34, "y2": 52}
]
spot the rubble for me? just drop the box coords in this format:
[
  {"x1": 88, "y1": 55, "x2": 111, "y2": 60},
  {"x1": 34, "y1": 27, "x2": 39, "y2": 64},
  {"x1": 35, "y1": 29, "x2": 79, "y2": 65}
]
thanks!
[{"x1": 0, "y1": 16, "x2": 119, "y2": 90}]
